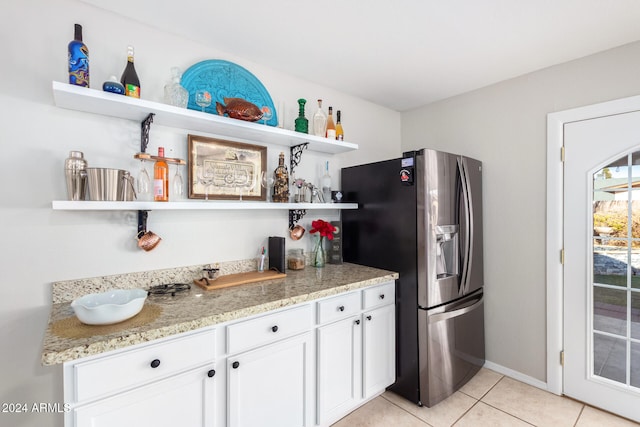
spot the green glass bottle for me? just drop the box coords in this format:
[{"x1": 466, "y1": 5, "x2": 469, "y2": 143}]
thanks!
[{"x1": 294, "y1": 98, "x2": 308, "y2": 134}]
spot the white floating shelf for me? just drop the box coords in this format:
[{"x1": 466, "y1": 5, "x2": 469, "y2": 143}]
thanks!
[
  {"x1": 52, "y1": 200, "x2": 358, "y2": 211},
  {"x1": 52, "y1": 82, "x2": 358, "y2": 154}
]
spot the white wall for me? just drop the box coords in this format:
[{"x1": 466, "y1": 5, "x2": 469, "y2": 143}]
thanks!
[
  {"x1": 402, "y1": 40, "x2": 640, "y2": 382},
  {"x1": 0, "y1": 1, "x2": 401, "y2": 425}
]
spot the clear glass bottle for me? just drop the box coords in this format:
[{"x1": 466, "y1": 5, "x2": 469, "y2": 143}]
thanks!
[
  {"x1": 68, "y1": 24, "x2": 89, "y2": 87},
  {"x1": 321, "y1": 161, "x2": 332, "y2": 203},
  {"x1": 294, "y1": 99, "x2": 308, "y2": 134},
  {"x1": 312, "y1": 99, "x2": 327, "y2": 137},
  {"x1": 153, "y1": 147, "x2": 169, "y2": 202},
  {"x1": 272, "y1": 152, "x2": 290, "y2": 202},
  {"x1": 335, "y1": 110, "x2": 344, "y2": 141},
  {"x1": 120, "y1": 45, "x2": 140, "y2": 98},
  {"x1": 325, "y1": 106, "x2": 336, "y2": 139},
  {"x1": 164, "y1": 67, "x2": 188, "y2": 108}
]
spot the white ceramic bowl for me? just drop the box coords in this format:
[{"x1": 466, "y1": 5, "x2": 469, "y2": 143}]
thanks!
[{"x1": 71, "y1": 289, "x2": 147, "y2": 325}]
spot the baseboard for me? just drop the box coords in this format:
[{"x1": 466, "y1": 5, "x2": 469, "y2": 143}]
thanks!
[{"x1": 484, "y1": 360, "x2": 551, "y2": 393}]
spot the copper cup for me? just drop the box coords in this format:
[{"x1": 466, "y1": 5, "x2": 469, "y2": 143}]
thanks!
[
  {"x1": 289, "y1": 225, "x2": 305, "y2": 241},
  {"x1": 137, "y1": 231, "x2": 161, "y2": 251}
]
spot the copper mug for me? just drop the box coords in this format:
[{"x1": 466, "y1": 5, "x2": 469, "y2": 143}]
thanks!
[{"x1": 137, "y1": 230, "x2": 161, "y2": 251}]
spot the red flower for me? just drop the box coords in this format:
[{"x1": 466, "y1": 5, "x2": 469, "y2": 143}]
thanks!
[{"x1": 309, "y1": 219, "x2": 336, "y2": 240}]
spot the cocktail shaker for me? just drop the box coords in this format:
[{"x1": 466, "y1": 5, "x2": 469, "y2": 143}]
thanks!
[{"x1": 65, "y1": 151, "x2": 87, "y2": 200}]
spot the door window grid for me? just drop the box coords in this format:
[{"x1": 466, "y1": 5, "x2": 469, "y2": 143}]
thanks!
[{"x1": 592, "y1": 152, "x2": 640, "y2": 390}]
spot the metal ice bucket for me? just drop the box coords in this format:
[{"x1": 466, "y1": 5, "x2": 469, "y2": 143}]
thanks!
[{"x1": 87, "y1": 168, "x2": 135, "y2": 201}]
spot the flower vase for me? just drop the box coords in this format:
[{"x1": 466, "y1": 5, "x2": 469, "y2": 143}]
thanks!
[{"x1": 312, "y1": 236, "x2": 326, "y2": 268}]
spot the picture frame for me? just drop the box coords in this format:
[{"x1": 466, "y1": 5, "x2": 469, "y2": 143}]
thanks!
[{"x1": 188, "y1": 134, "x2": 267, "y2": 200}]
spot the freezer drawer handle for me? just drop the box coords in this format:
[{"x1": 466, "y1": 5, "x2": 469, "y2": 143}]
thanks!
[{"x1": 428, "y1": 294, "x2": 483, "y2": 324}]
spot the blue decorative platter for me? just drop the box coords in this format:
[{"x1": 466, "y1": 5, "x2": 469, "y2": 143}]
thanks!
[{"x1": 181, "y1": 59, "x2": 278, "y2": 127}]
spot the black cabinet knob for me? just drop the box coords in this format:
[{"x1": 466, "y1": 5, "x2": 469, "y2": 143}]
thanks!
[
  {"x1": 207, "y1": 369, "x2": 216, "y2": 378},
  {"x1": 338, "y1": 305, "x2": 345, "y2": 312},
  {"x1": 232, "y1": 361, "x2": 240, "y2": 369},
  {"x1": 150, "y1": 359, "x2": 161, "y2": 368},
  {"x1": 271, "y1": 325, "x2": 279, "y2": 333},
  {"x1": 355, "y1": 319, "x2": 361, "y2": 325},
  {"x1": 366, "y1": 315, "x2": 372, "y2": 321},
  {"x1": 379, "y1": 294, "x2": 385, "y2": 300}
]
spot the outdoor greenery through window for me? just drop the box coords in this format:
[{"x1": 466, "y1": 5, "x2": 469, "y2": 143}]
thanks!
[{"x1": 592, "y1": 151, "x2": 640, "y2": 388}]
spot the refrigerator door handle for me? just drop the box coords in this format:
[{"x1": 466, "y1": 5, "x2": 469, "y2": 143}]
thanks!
[
  {"x1": 457, "y1": 157, "x2": 472, "y2": 295},
  {"x1": 428, "y1": 293, "x2": 483, "y2": 324}
]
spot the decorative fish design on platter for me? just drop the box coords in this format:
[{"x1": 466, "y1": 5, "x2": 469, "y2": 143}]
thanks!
[{"x1": 216, "y1": 97, "x2": 263, "y2": 122}]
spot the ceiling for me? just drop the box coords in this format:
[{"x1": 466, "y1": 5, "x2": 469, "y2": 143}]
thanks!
[{"x1": 81, "y1": 0, "x2": 640, "y2": 111}]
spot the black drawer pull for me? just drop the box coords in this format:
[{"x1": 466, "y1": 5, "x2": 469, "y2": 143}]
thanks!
[
  {"x1": 208, "y1": 369, "x2": 216, "y2": 378},
  {"x1": 366, "y1": 315, "x2": 372, "y2": 321},
  {"x1": 271, "y1": 325, "x2": 279, "y2": 333},
  {"x1": 355, "y1": 319, "x2": 361, "y2": 325},
  {"x1": 150, "y1": 359, "x2": 161, "y2": 368},
  {"x1": 232, "y1": 361, "x2": 240, "y2": 369},
  {"x1": 338, "y1": 305, "x2": 345, "y2": 312},
  {"x1": 379, "y1": 294, "x2": 385, "y2": 300}
]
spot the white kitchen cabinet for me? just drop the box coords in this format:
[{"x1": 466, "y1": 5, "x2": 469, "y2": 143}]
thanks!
[
  {"x1": 316, "y1": 282, "x2": 396, "y2": 426},
  {"x1": 316, "y1": 315, "x2": 362, "y2": 426},
  {"x1": 72, "y1": 363, "x2": 217, "y2": 427},
  {"x1": 227, "y1": 332, "x2": 314, "y2": 427},
  {"x1": 362, "y1": 303, "x2": 396, "y2": 399}
]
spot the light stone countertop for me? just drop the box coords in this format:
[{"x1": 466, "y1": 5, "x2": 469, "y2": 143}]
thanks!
[{"x1": 41, "y1": 263, "x2": 398, "y2": 366}]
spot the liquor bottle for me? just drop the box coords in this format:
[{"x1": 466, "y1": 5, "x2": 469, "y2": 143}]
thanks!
[
  {"x1": 312, "y1": 99, "x2": 327, "y2": 137},
  {"x1": 321, "y1": 161, "x2": 332, "y2": 203},
  {"x1": 326, "y1": 106, "x2": 336, "y2": 139},
  {"x1": 68, "y1": 24, "x2": 89, "y2": 87},
  {"x1": 154, "y1": 147, "x2": 169, "y2": 202},
  {"x1": 294, "y1": 99, "x2": 308, "y2": 134},
  {"x1": 272, "y1": 152, "x2": 290, "y2": 203},
  {"x1": 335, "y1": 110, "x2": 344, "y2": 141},
  {"x1": 120, "y1": 45, "x2": 140, "y2": 98},
  {"x1": 164, "y1": 67, "x2": 188, "y2": 108}
]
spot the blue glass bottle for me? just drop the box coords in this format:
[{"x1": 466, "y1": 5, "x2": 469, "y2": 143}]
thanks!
[{"x1": 68, "y1": 24, "x2": 89, "y2": 87}]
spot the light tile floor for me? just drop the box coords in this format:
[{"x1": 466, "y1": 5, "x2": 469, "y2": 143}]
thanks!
[{"x1": 332, "y1": 368, "x2": 639, "y2": 427}]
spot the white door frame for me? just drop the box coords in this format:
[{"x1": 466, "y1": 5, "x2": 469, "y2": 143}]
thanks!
[{"x1": 546, "y1": 95, "x2": 640, "y2": 395}]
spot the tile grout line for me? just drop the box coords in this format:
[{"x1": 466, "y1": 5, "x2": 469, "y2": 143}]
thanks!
[{"x1": 379, "y1": 393, "x2": 436, "y2": 427}]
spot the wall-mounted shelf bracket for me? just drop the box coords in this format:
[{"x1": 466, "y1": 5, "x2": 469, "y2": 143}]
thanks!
[
  {"x1": 290, "y1": 143, "x2": 309, "y2": 175},
  {"x1": 137, "y1": 210, "x2": 150, "y2": 237},
  {"x1": 289, "y1": 209, "x2": 307, "y2": 229},
  {"x1": 140, "y1": 113, "x2": 155, "y2": 153}
]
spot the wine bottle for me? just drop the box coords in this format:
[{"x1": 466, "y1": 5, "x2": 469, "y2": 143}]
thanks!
[
  {"x1": 120, "y1": 45, "x2": 140, "y2": 98},
  {"x1": 68, "y1": 24, "x2": 89, "y2": 87},
  {"x1": 326, "y1": 106, "x2": 336, "y2": 139},
  {"x1": 272, "y1": 152, "x2": 290, "y2": 203},
  {"x1": 335, "y1": 110, "x2": 344, "y2": 141},
  {"x1": 313, "y1": 99, "x2": 327, "y2": 137},
  {"x1": 154, "y1": 147, "x2": 169, "y2": 202}
]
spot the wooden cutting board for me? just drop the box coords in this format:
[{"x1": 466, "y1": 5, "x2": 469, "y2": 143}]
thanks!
[{"x1": 193, "y1": 270, "x2": 287, "y2": 291}]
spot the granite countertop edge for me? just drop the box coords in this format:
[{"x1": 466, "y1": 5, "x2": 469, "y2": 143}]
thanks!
[{"x1": 42, "y1": 266, "x2": 398, "y2": 366}]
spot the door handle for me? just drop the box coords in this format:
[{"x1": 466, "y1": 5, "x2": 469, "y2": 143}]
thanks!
[{"x1": 428, "y1": 294, "x2": 483, "y2": 324}]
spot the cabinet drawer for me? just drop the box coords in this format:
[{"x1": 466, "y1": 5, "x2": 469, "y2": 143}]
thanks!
[
  {"x1": 317, "y1": 291, "x2": 361, "y2": 325},
  {"x1": 73, "y1": 329, "x2": 216, "y2": 403},
  {"x1": 363, "y1": 282, "x2": 395, "y2": 310},
  {"x1": 227, "y1": 304, "x2": 312, "y2": 354}
]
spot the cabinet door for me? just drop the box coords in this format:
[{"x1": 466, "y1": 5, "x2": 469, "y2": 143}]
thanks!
[
  {"x1": 363, "y1": 304, "x2": 396, "y2": 399},
  {"x1": 72, "y1": 364, "x2": 216, "y2": 427},
  {"x1": 316, "y1": 315, "x2": 362, "y2": 426},
  {"x1": 228, "y1": 332, "x2": 313, "y2": 427}
]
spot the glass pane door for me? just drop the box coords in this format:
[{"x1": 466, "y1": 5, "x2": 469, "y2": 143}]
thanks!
[{"x1": 592, "y1": 151, "x2": 640, "y2": 388}]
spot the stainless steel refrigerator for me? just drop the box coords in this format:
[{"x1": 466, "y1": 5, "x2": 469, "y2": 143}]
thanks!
[{"x1": 341, "y1": 148, "x2": 484, "y2": 407}]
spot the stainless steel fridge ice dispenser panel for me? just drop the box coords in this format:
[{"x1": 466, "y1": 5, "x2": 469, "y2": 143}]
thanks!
[{"x1": 418, "y1": 150, "x2": 480, "y2": 308}]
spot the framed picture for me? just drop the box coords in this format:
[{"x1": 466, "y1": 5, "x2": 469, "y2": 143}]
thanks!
[{"x1": 188, "y1": 135, "x2": 267, "y2": 200}]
